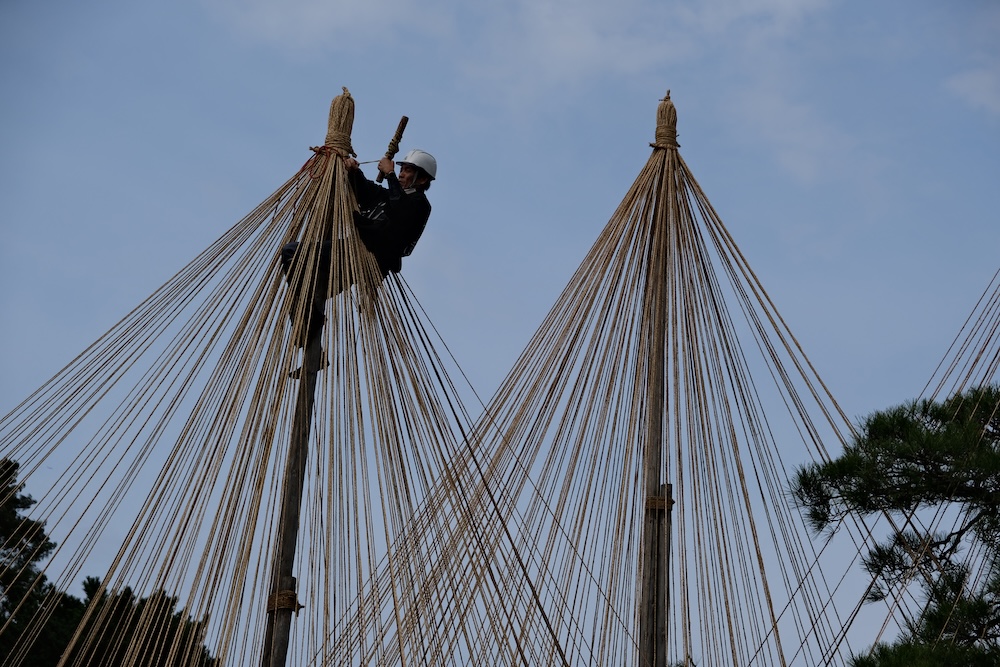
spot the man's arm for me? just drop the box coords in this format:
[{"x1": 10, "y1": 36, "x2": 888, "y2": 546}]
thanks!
[{"x1": 343, "y1": 156, "x2": 388, "y2": 210}]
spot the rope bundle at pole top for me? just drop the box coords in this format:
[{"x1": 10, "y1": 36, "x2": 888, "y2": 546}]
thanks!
[
  {"x1": 651, "y1": 90, "x2": 679, "y2": 150},
  {"x1": 324, "y1": 86, "x2": 357, "y2": 157}
]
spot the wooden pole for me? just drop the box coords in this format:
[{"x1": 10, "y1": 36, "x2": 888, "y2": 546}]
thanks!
[
  {"x1": 638, "y1": 272, "x2": 670, "y2": 667},
  {"x1": 259, "y1": 88, "x2": 353, "y2": 667},
  {"x1": 638, "y1": 91, "x2": 679, "y2": 667},
  {"x1": 638, "y1": 192, "x2": 670, "y2": 666},
  {"x1": 261, "y1": 327, "x2": 324, "y2": 667},
  {"x1": 640, "y1": 484, "x2": 673, "y2": 666}
]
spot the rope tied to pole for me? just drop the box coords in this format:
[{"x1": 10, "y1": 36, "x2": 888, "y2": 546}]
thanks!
[
  {"x1": 650, "y1": 90, "x2": 679, "y2": 150},
  {"x1": 376, "y1": 115, "x2": 408, "y2": 183},
  {"x1": 296, "y1": 87, "x2": 357, "y2": 178},
  {"x1": 324, "y1": 86, "x2": 357, "y2": 157},
  {"x1": 266, "y1": 590, "x2": 304, "y2": 614},
  {"x1": 302, "y1": 146, "x2": 335, "y2": 179},
  {"x1": 384, "y1": 122, "x2": 404, "y2": 159}
]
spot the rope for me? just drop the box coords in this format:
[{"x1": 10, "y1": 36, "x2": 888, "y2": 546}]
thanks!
[
  {"x1": 266, "y1": 591, "x2": 303, "y2": 613},
  {"x1": 324, "y1": 86, "x2": 356, "y2": 157},
  {"x1": 0, "y1": 88, "x2": 918, "y2": 667},
  {"x1": 651, "y1": 90, "x2": 679, "y2": 149}
]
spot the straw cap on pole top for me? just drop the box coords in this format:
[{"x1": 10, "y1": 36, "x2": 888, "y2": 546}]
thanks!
[
  {"x1": 325, "y1": 86, "x2": 357, "y2": 157},
  {"x1": 651, "y1": 90, "x2": 678, "y2": 149}
]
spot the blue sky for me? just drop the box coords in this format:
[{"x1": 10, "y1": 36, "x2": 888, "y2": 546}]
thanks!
[{"x1": 2, "y1": 0, "x2": 998, "y2": 427}]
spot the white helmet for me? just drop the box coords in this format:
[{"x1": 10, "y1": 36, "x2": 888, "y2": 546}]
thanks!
[{"x1": 398, "y1": 149, "x2": 437, "y2": 180}]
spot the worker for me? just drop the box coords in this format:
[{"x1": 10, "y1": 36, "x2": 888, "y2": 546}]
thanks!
[
  {"x1": 346, "y1": 148, "x2": 435, "y2": 275},
  {"x1": 281, "y1": 148, "x2": 436, "y2": 346}
]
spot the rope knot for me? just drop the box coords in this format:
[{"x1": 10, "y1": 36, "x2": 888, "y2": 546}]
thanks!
[
  {"x1": 650, "y1": 89, "x2": 679, "y2": 150},
  {"x1": 324, "y1": 86, "x2": 357, "y2": 157},
  {"x1": 297, "y1": 86, "x2": 357, "y2": 177},
  {"x1": 302, "y1": 145, "x2": 340, "y2": 179},
  {"x1": 267, "y1": 590, "x2": 304, "y2": 615}
]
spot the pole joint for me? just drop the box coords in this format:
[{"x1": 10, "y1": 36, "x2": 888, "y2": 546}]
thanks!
[{"x1": 266, "y1": 590, "x2": 304, "y2": 615}]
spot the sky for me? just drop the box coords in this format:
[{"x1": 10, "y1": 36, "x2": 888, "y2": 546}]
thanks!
[{"x1": 2, "y1": 0, "x2": 999, "y2": 435}]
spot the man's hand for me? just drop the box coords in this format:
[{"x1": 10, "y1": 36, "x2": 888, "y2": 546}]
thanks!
[
  {"x1": 377, "y1": 157, "x2": 395, "y2": 176},
  {"x1": 343, "y1": 156, "x2": 359, "y2": 170}
]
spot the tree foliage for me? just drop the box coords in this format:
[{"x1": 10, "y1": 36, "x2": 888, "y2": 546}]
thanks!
[
  {"x1": 1, "y1": 458, "x2": 85, "y2": 666},
  {"x1": 1, "y1": 459, "x2": 218, "y2": 666},
  {"x1": 791, "y1": 385, "x2": 1000, "y2": 665},
  {"x1": 61, "y1": 577, "x2": 218, "y2": 667}
]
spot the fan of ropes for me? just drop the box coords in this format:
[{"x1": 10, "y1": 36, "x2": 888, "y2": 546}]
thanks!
[
  {"x1": 320, "y1": 93, "x2": 899, "y2": 667},
  {"x1": 299, "y1": 94, "x2": 896, "y2": 666},
  {"x1": 0, "y1": 87, "x2": 566, "y2": 667},
  {"x1": 923, "y1": 267, "x2": 1000, "y2": 400},
  {"x1": 2, "y1": 88, "x2": 889, "y2": 667}
]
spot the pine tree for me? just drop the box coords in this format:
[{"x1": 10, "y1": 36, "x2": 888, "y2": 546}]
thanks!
[
  {"x1": 792, "y1": 385, "x2": 1000, "y2": 665},
  {"x1": 61, "y1": 577, "x2": 218, "y2": 667},
  {"x1": 1, "y1": 458, "x2": 86, "y2": 666},
  {"x1": 2, "y1": 460, "x2": 218, "y2": 666}
]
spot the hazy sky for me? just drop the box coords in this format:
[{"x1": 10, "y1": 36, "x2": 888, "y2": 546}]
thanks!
[{"x1": 2, "y1": 0, "x2": 998, "y2": 425}]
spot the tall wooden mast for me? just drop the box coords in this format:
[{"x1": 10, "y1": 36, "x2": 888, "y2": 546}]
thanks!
[
  {"x1": 260, "y1": 330, "x2": 323, "y2": 667},
  {"x1": 638, "y1": 92, "x2": 679, "y2": 667},
  {"x1": 259, "y1": 88, "x2": 356, "y2": 667}
]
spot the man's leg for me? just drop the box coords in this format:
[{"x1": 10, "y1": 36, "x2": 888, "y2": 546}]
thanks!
[{"x1": 280, "y1": 241, "x2": 328, "y2": 347}]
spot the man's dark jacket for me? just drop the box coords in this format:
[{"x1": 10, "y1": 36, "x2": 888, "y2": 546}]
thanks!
[{"x1": 348, "y1": 169, "x2": 431, "y2": 276}]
